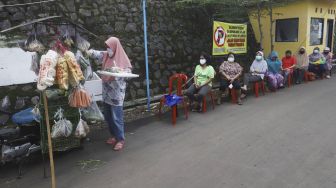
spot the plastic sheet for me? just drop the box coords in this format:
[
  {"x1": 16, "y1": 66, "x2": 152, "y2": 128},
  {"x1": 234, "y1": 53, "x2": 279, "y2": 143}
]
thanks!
[
  {"x1": 81, "y1": 101, "x2": 104, "y2": 122},
  {"x1": 164, "y1": 94, "x2": 183, "y2": 107}
]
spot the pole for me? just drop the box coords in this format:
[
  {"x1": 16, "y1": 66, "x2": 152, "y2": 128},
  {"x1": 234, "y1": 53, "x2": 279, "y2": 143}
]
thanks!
[
  {"x1": 42, "y1": 91, "x2": 56, "y2": 188},
  {"x1": 142, "y1": 0, "x2": 151, "y2": 111}
]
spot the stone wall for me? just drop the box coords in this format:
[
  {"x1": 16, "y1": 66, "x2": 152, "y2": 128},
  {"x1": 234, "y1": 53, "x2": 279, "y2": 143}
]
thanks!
[{"x1": 0, "y1": 0, "x2": 258, "y2": 103}]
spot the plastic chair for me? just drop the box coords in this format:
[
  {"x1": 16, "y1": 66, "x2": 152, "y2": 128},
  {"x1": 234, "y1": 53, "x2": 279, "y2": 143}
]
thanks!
[
  {"x1": 230, "y1": 89, "x2": 238, "y2": 104},
  {"x1": 304, "y1": 71, "x2": 309, "y2": 83},
  {"x1": 159, "y1": 74, "x2": 189, "y2": 125},
  {"x1": 202, "y1": 91, "x2": 215, "y2": 113},
  {"x1": 254, "y1": 80, "x2": 266, "y2": 98}
]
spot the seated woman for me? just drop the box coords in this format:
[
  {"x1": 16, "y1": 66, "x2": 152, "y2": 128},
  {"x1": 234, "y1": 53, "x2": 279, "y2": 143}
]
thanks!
[
  {"x1": 185, "y1": 54, "x2": 215, "y2": 112},
  {"x1": 322, "y1": 47, "x2": 335, "y2": 78},
  {"x1": 281, "y1": 50, "x2": 296, "y2": 86},
  {"x1": 241, "y1": 51, "x2": 268, "y2": 91},
  {"x1": 294, "y1": 47, "x2": 309, "y2": 84},
  {"x1": 308, "y1": 47, "x2": 326, "y2": 79},
  {"x1": 266, "y1": 51, "x2": 284, "y2": 90},
  {"x1": 218, "y1": 53, "x2": 243, "y2": 105}
]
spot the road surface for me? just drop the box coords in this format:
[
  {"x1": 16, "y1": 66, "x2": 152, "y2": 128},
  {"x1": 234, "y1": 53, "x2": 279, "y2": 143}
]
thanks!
[{"x1": 1, "y1": 77, "x2": 336, "y2": 188}]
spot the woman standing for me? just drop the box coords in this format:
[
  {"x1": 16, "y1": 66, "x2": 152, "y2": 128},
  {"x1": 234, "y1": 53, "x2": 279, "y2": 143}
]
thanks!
[
  {"x1": 88, "y1": 37, "x2": 132, "y2": 151},
  {"x1": 218, "y1": 53, "x2": 243, "y2": 105},
  {"x1": 294, "y1": 47, "x2": 309, "y2": 84},
  {"x1": 186, "y1": 54, "x2": 215, "y2": 112},
  {"x1": 266, "y1": 51, "x2": 284, "y2": 90}
]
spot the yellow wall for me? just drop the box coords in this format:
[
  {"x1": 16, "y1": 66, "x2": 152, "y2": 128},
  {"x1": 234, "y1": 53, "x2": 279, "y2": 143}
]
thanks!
[
  {"x1": 249, "y1": 0, "x2": 336, "y2": 58},
  {"x1": 306, "y1": 1, "x2": 336, "y2": 54}
]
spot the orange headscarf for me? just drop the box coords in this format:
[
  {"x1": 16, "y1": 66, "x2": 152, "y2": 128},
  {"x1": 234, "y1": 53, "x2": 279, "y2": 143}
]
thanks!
[{"x1": 102, "y1": 37, "x2": 132, "y2": 82}]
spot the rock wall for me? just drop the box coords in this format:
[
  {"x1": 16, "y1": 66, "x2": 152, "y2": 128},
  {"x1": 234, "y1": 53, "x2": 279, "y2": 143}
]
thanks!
[
  {"x1": 0, "y1": 0, "x2": 258, "y2": 103},
  {"x1": 0, "y1": 0, "x2": 212, "y2": 100}
]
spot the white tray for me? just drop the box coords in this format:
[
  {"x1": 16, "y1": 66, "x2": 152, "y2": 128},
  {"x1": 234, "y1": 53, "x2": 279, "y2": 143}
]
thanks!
[{"x1": 97, "y1": 71, "x2": 139, "y2": 78}]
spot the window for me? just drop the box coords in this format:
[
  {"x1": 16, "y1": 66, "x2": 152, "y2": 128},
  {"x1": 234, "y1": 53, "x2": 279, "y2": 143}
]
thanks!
[
  {"x1": 310, "y1": 18, "x2": 324, "y2": 45},
  {"x1": 275, "y1": 18, "x2": 299, "y2": 42}
]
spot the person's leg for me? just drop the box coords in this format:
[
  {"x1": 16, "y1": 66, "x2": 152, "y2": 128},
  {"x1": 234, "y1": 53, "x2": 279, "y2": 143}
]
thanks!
[
  {"x1": 242, "y1": 73, "x2": 261, "y2": 90},
  {"x1": 110, "y1": 105, "x2": 125, "y2": 142},
  {"x1": 103, "y1": 103, "x2": 117, "y2": 144},
  {"x1": 218, "y1": 79, "x2": 229, "y2": 104},
  {"x1": 275, "y1": 73, "x2": 284, "y2": 88},
  {"x1": 267, "y1": 73, "x2": 277, "y2": 90},
  {"x1": 299, "y1": 69, "x2": 305, "y2": 83},
  {"x1": 232, "y1": 80, "x2": 242, "y2": 105},
  {"x1": 242, "y1": 73, "x2": 251, "y2": 89},
  {"x1": 186, "y1": 84, "x2": 197, "y2": 105},
  {"x1": 283, "y1": 70, "x2": 289, "y2": 85},
  {"x1": 197, "y1": 85, "x2": 211, "y2": 110},
  {"x1": 319, "y1": 64, "x2": 327, "y2": 78},
  {"x1": 293, "y1": 68, "x2": 297, "y2": 83}
]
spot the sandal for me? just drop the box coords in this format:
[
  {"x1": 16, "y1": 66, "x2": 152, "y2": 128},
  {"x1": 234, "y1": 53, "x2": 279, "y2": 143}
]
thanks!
[
  {"x1": 106, "y1": 137, "x2": 117, "y2": 145},
  {"x1": 113, "y1": 141, "x2": 125, "y2": 151}
]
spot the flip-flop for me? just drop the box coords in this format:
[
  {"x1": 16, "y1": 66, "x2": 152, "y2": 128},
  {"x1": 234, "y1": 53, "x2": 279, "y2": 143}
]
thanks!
[
  {"x1": 113, "y1": 141, "x2": 125, "y2": 151},
  {"x1": 106, "y1": 137, "x2": 117, "y2": 145}
]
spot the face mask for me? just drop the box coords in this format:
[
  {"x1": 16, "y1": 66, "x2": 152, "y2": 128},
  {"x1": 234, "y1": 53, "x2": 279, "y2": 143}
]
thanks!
[
  {"x1": 107, "y1": 48, "x2": 114, "y2": 57},
  {"x1": 228, "y1": 57, "x2": 234, "y2": 62},
  {"x1": 200, "y1": 59, "x2": 206, "y2": 65},
  {"x1": 313, "y1": 50, "x2": 319, "y2": 54},
  {"x1": 256, "y1": 56, "x2": 263, "y2": 61}
]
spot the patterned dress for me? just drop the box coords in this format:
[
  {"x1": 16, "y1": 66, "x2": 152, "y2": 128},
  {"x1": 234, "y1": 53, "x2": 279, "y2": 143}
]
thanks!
[
  {"x1": 219, "y1": 61, "x2": 243, "y2": 79},
  {"x1": 91, "y1": 50, "x2": 130, "y2": 106}
]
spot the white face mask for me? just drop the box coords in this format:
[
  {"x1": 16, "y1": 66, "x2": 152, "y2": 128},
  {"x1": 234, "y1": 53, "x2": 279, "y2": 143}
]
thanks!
[
  {"x1": 107, "y1": 48, "x2": 114, "y2": 57},
  {"x1": 228, "y1": 57, "x2": 234, "y2": 62},
  {"x1": 313, "y1": 50, "x2": 319, "y2": 54},
  {"x1": 200, "y1": 59, "x2": 206, "y2": 65},
  {"x1": 256, "y1": 55, "x2": 263, "y2": 61}
]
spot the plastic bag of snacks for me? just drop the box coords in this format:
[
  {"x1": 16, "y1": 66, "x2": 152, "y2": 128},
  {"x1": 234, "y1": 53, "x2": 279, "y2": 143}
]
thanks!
[
  {"x1": 14, "y1": 97, "x2": 26, "y2": 110},
  {"x1": 51, "y1": 108, "x2": 73, "y2": 138},
  {"x1": 75, "y1": 119, "x2": 90, "y2": 138},
  {"x1": 56, "y1": 56, "x2": 69, "y2": 90},
  {"x1": 37, "y1": 50, "x2": 59, "y2": 91},
  {"x1": 64, "y1": 51, "x2": 85, "y2": 87},
  {"x1": 63, "y1": 30, "x2": 74, "y2": 47},
  {"x1": 68, "y1": 86, "x2": 92, "y2": 108},
  {"x1": 81, "y1": 101, "x2": 104, "y2": 123},
  {"x1": 0, "y1": 96, "x2": 11, "y2": 112},
  {"x1": 30, "y1": 52, "x2": 40, "y2": 76},
  {"x1": 27, "y1": 36, "x2": 45, "y2": 53},
  {"x1": 76, "y1": 35, "x2": 90, "y2": 52}
]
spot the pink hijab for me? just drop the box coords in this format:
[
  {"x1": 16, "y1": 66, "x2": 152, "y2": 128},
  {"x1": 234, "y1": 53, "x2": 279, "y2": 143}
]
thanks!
[{"x1": 102, "y1": 37, "x2": 132, "y2": 81}]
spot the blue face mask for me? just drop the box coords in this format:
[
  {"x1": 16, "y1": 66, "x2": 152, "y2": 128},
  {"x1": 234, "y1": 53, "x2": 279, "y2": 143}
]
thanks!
[{"x1": 256, "y1": 56, "x2": 263, "y2": 61}]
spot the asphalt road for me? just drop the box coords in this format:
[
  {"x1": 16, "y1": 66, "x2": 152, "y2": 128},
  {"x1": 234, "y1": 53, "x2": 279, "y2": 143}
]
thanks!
[{"x1": 1, "y1": 77, "x2": 336, "y2": 188}]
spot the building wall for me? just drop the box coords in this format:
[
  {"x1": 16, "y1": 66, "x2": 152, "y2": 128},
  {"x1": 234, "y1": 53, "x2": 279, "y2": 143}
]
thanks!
[
  {"x1": 249, "y1": 1, "x2": 309, "y2": 57},
  {"x1": 249, "y1": 0, "x2": 336, "y2": 58},
  {"x1": 306, "y1": 0, "x2": 336, "y2": 54}
]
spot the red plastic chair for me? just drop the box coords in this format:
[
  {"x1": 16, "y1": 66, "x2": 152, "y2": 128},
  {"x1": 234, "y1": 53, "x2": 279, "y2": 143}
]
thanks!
[
  {"x1": 202, "y1": 91, "x2": 215, "y2": 113},
  {"x1": 159, "y1": 74, "x2": 189, "y2": 125},
  {"x1": 304, "y1": 71, "x2": 309, "y2": 83},
  {"x1": 230, "y1": 89, "x2": 238, "y2": 104},
  {"x1": 254, "y1": 80, "x2": 266, "y2": 98}
]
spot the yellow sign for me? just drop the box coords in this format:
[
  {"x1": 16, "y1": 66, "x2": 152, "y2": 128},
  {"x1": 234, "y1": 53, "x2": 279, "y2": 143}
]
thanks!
[{"x1": 212, "y1": 21, "x2": 247, "y2": 55}]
